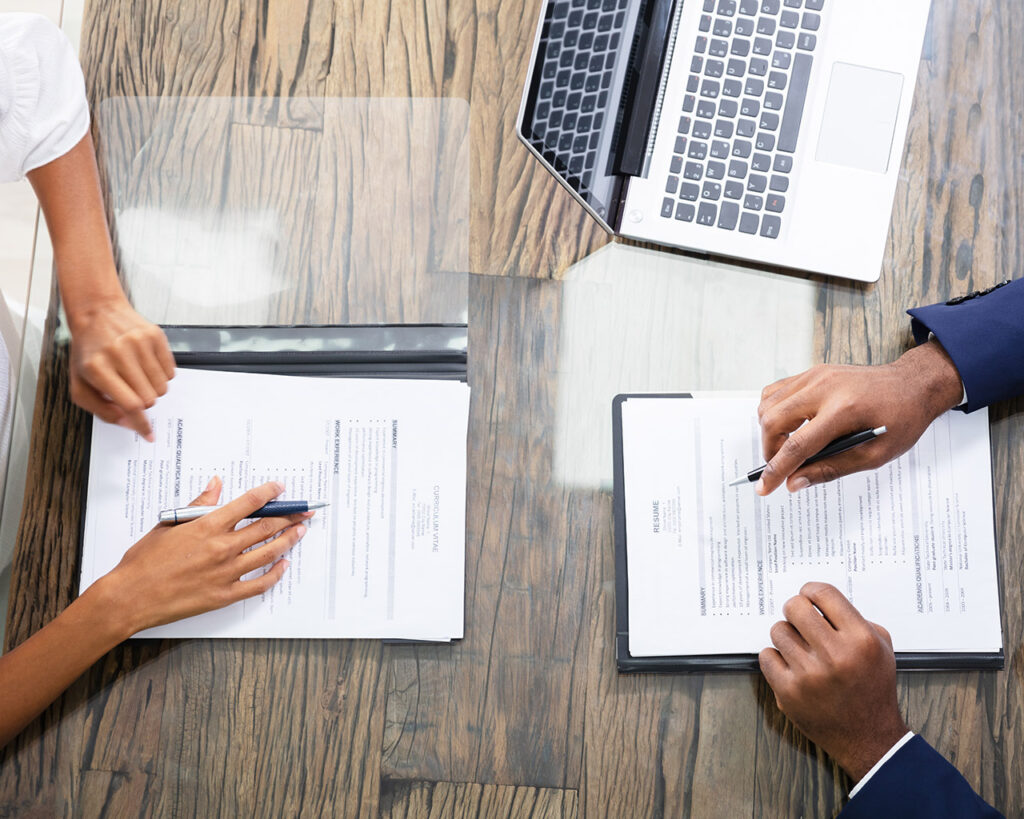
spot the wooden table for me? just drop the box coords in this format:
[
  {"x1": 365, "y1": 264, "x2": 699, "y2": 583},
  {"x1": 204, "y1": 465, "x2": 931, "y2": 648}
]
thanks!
[{"x1": 2, "y1": 1, "x2": 1022, "y2": 816}]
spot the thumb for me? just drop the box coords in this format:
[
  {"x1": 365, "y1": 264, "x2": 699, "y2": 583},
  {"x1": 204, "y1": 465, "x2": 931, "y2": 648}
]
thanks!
[{"x1": 188, "y1": 476, "x2": 223, "y2": 507}]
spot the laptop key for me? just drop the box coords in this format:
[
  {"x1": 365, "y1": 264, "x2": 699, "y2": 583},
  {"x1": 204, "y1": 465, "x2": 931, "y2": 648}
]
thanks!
[
  {"x1": 741, "y1": 98, "x2": 760, "y2": 117},
  {"x1": 687, "y1": 75, "x2": 700, "y2": 93},
  {"x1": 718, "y1": 0, "x2": 737, "y2": 16},
  {"x1": 714, "y1": 18, "x2": 732, "y2": 36},
  {"x1": 760, "y1": 111, "x2": 780, "y2": 130},
  {"x1": 697, "y1": 100, "x2": 717, "y2": 118},
  {"x1": 748, "y1": 173, "x2": 767, "y2": 192},
  {"x1": 732, "y1": 139, "x2": 752, "y2": 157},
  {"x1": 744, "y1": 193, "x2": 763, "y2": 210},
  {"x1": 715, "y1": 119, "x2": 735, "y2": 138},
  {"x1": 719, "y1": 100, "x2": 739, "y2": 119},
  {"x1": 711, "y1": 140, "x2": 731, "y2": 158},
  {"x1": 706, "y1": 59, "x2": 725, "y2": 77},
  {"x1": 772, "y1": 51, "x2": 792, "y2": 69},
  {"x1": 802, "y1": 12, "x2": 820, "y2": 29},
  {"x1": 805, "y1": 0, "x2": 823, "y2": 9},
  {"x1": 739, "y1": 212, "x2": 759, "y2": 233},
  {"x1": 684, "y1": 161, "x2": 704, "y2": 180},
  {"x1": 688, "y1": 140, "x2": 709, "y2": 159},
  {"x1": 755, "y1": 132, "x2": 776, "y2": 151},
  {"x1": 723, "y1": 80, "x2": 743, "y2": 98},
  {"x1": 783, "y1": 0, "x2": 802, "y2": 5},
  {"x1": 727, "y1": 58, "x2": 746, "y2": 76},
  {"x1": 702, "y1": 181, "x2": 722, "y2": 200},
  {"x1": 760, "y1": 214, "x2": 782, "y2": 237},
  {"x1": 728, "y1": 160, "x2": 748, "y2": 178},
  {"x1": 736, "y1": 17, "x2": 755, "y2": 36},
  {"x1": 776, "y1": 31, "x2": 795, "y2": 49},
  {"x1": 675, "y1": 202, "x2": 696, "y2": 221},
  {"x1": 692, "y1": 55, "x2": 705, "y2": 73},
  {"x1": 700, "y1": 14, "x2": 712, "y2": 31},
  {"x1": 731, "y1": 38, "x2": 750, "y2": 56},
  {"x1": 718, "y1": 201, "x2": 740, "y2": 229},
  {"x1": 769, "y1": 174, "x2": 789, "y2": 192},
  {"x1": 666, "y1": 175, "x2": 680, "y2": 194},
  {"x1": 697, "y1": 202, "x2": 718, "y2": 225},
  {"x1": 749, "y1": 57, "x2": 769, "y2": 76},
  {"x1": 753, "y1": 37, "x2": 772, "y2": 55},
  {"x1": 739, "y1": 0, "x2": 759, "y2": 14},
  {"x1": 765, "y1": 91, "x2": 784, "y2": 110},
  {"x1": 693, "y1": 120, "x2": 712, "y2": 139},
  {"x1": 797, "y1": 32, "x2": 817, "y2": 50},
  {"x1": 778, "y1": 52, "x2": 811, "y2": 151},
  {"x1": 760, "y1": 0, "x2": 780, "y2": 12},
  {"x1": 679, "y1": 115, "x2": 692, "y2": 134},
  {"x1": 675, "y1": 135, "x2": 687, "y2": 153},
  {"x1": 725, "y1": 180, "x2": 745, "y2": 198},
  {"x1": 681, "y1": 182, "x2": 700, "y2": 200},
  {"x1": 707, "y1": 160, "x2": 727, "y2": 179},
  {"x1": 757, "y1": 17, "x2": 776, "y2": 35},
  {"x1": 670, "y1": 155, "x2": 684, "y2": 174},
  {"x1": 569, "y1": 155, "x2": 584, "y2": 174},
  {"x1": 683, "y1": 94, "x2": 696, "y2": 112},
  {"x1": 695, "y1": 36, "x2": 708, "y2": 53},
  {"x1": 704, "y1": 0, "x2": 716, "y2": 9},
  {"x1": 780, "y1": 10, "x2": 798, "y2": 27},
  {"x1": 737, "y1": 118, "x2": 756, "y2": 137},
  {"x1": 768, "y1": 71, "x2": 787, "y2": 90},
  {"x1": 765, "y1": 193, "x2": 785, "y2": 212},
  {"x1": 751, "y1": 152, "x2": 771, "y2": 172},
  {"x1": 774, "y1": 153, "x2": 793, "y2": 172},
  {"x1": 661, "y1": 197, "x2": 675, "y2": 218},
  {"x1": 744, "y1": 78, "x2": 764, "y2": 96},
  {"x1": 710, "y1": 39, "x2": 729, "y2": 57},
  {"x1": 585, "y1": 75, "x2": 600, "y2": 92}
]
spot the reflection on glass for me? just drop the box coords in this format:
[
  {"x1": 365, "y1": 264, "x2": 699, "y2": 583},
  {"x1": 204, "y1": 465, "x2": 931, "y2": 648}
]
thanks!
[
  {"x1": 95, "y1": 97, "x2": 470, "y2": 326},
  {"x1": 554, "y1": 243, "x2": 817, "y2": 489}
]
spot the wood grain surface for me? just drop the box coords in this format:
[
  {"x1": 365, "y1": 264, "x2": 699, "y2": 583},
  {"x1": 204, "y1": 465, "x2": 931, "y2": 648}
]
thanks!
[{"x1": 2, "y1": 1, "x2": 1023, "y2": 817}]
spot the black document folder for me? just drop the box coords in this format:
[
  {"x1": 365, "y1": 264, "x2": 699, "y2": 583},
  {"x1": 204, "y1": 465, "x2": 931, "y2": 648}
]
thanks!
[{"x1": 612, "y1": 393, "x2": 1004, "y2": 673}]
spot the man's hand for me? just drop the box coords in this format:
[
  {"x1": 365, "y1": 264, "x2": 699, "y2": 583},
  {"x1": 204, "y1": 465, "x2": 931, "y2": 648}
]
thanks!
[
  {"x1": 755, "y1": 340, "x2": 964, "y2": 495},
  {"x1": 759, "y1": 582, "x2": 909, "y2": 782},
  {"x1": 67, "y1": 296, "x2": 175, "y2": 441}
]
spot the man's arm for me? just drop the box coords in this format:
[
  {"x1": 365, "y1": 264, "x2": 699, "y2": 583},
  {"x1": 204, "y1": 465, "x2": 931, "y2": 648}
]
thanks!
[
  {"x1": 759, "y1": 582, "x2": 1002, "y2": 818},
  {"x1": 755, "y1": 279, "x2": 1024, "y2": 495}
]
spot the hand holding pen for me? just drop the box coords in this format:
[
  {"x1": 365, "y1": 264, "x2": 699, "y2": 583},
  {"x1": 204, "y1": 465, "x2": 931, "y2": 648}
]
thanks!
[{"x1": 754, "y1": 344, "x2": 965, "y2": 495}]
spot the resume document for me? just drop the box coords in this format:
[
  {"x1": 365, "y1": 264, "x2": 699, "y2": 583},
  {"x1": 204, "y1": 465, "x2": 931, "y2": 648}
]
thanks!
[
  {"x1": 621, "y1": 395, "x2": 1002, "y2": 657},
  {"x1": 81, "y1": 368, "x2": 470, "y2": 641}
]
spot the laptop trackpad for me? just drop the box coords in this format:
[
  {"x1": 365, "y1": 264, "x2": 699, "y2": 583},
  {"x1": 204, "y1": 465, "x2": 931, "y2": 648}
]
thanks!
[{"x1": 815, "y1": 62, "x2": 904, "y2": 174}]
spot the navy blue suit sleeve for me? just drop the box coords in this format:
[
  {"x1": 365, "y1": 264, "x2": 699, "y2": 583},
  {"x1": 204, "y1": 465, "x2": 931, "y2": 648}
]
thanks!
[
  {"x1": 907, "y1": 278, "x2": 1024, "y2": 412},
  {"x1": 839, "y1": 735, "x2": 1003, "y2": 818}
]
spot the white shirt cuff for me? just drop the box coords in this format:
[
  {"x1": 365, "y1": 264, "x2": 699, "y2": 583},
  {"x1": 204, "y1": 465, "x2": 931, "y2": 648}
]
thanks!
[{"x1": 848, "y1": 731, "x2": 916, "y2": 798}]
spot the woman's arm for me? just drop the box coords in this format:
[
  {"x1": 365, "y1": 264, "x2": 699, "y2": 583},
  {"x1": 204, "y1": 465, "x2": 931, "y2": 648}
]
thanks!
[
  {"x1": 0, "y1": 478, "x2": 311, "y2": 746},
  {"x1": 27, "y1": 132, "x2": 175, "y2": 442}
]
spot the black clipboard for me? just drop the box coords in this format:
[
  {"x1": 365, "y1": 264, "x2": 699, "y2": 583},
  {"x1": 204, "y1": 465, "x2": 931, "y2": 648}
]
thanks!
[
  {"x1": 79, "y1": 323, "x2": 468, "y2": 643},
  {"x1": 612, "y1": 393, "x2": 1004, "y2": 673}
]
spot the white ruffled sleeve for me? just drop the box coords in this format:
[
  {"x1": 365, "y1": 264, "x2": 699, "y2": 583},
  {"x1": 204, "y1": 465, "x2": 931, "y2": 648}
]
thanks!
[{"x1": 0, "y1": 13, "x2": 90, "y2": 183}]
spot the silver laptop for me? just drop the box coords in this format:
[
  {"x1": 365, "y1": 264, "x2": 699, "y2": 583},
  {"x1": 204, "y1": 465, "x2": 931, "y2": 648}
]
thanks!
[{"x1": 517, "y1": 0, "x2": 932, "y2": 282}]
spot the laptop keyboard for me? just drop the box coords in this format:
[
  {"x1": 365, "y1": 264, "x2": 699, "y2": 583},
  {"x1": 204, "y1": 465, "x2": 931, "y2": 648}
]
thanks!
[
  {"x1": 660, "y1": 0, "x2": 824, "y2": 239},
  {"x1": 530, "y1": 0, "x2": 632, "y2": 197}
]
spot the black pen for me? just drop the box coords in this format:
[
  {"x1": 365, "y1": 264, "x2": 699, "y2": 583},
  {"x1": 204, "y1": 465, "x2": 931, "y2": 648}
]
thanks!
[
  {"x1": 158, "y1": 500, "x2": 329, "y2": 524},
  {"x1": 727, "y1": 426, "x2": 887, "y2": 487}
]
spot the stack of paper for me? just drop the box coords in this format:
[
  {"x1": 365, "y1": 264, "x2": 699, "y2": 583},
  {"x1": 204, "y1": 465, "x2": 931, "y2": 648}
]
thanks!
[{"x1": 81, "y1": 368, "x2": 470, "y2": 641}]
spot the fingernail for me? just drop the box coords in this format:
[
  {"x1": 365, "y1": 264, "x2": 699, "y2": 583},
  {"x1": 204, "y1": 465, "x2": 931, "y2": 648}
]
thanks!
[
  {"x1": 273, "y1": 481, "x2": 285, "y2": 493},
  {"x1": 789, "y1": 477, "x2": 811, "y2": 492},
  {"x1": 755, "y1": 477, "x2": 766, "y2": 495},
  {"x1": 295, "y1": 525, "x2": 307, "y2": 538},
  {"x1": 204, "y1": 476, "x2": 218, "y2": 492},
  {"x1": 144, "y1": 431, "x2": 155, "y2": 443},
  {"x1": 301, "y1": 510, "x2": 315, "y2": 519}
]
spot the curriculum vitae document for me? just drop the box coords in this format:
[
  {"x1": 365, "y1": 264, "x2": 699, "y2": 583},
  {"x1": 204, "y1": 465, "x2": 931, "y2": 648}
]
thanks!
[
  {"x1": 81, "y1": 368, "x2": 470, "y2": 641},
  {"x1": 621, "y1": 395, "x2": 1001, "y2": 657}
]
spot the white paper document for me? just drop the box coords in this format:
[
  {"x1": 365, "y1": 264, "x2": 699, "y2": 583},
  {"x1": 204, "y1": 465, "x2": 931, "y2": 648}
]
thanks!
[
  {"x1": 622, "y1": 395, "x2": 1002, "y2": 657},
  {"x1": 81, "y1": 368, "x2": 470, "y2": 641}
]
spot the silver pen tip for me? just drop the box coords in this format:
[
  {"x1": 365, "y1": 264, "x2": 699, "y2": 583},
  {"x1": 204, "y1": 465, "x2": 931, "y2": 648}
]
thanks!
[
  {"x1": 726, "y1": 476, "x2": 749, "y2": 487},
  {"x1": 873, "y1": 426, "x2": 887, "y2": 435},
  {"x1": 308, "y1": 501, "x2": 329, "y2": 510}
]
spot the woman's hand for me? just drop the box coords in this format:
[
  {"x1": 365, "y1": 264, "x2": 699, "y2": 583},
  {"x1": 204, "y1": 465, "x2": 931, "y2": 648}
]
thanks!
[
  {"x1": 93, "y1": 478, "x2": 312, "y2": 637},
  {"x1": 67, "y1": 296, "x2": 176, "y2": 442},
  {"x1": 755, "y1": 340, "x2": 964, "y2": 495}
]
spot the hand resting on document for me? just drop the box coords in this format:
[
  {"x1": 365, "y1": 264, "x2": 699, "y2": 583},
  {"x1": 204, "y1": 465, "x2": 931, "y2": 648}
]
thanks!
[
  {"x1": 754, "y1": 340, "x2": 964, "y2": 495},
  {"x1": 758, "y1": 581, "x2": 909, "y2": 783},
  {"x1": 0, "y1": 479, "x2": 312, "y2": 747}
]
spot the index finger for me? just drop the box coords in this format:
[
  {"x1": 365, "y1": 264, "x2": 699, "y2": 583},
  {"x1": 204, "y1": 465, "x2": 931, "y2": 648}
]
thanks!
[
  {"x1": 205, "y1": 481, "x2": 285, "y2": 529},
  {"x1": 756, "y1": 413, "x2": 841, "y2": 495},
  {"x1": 799, "y1": 582, "x2": 864, "y2": 631}
]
